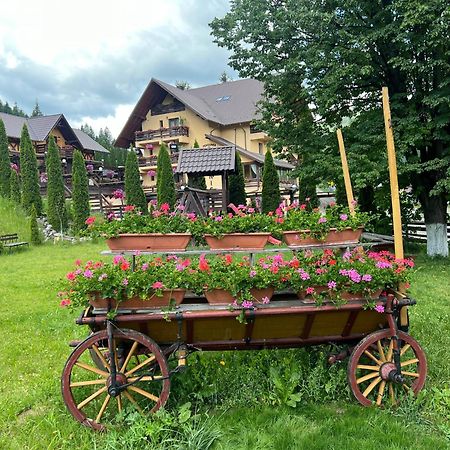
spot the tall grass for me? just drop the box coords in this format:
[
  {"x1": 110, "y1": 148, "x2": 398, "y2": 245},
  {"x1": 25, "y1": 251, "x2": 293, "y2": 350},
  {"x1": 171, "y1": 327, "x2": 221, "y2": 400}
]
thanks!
[{"x1": 0, "y1": 197, "x2": 30, "y2": 241}]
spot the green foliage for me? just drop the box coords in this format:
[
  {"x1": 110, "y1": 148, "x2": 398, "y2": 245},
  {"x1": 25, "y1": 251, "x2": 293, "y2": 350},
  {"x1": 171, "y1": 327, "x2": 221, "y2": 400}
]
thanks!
[
  {"x1": 0, "y1": 99, "x2": 27, "y2": 117},
  {"x1": 46, "y1": 136, "x2": 68, "y2": 231},
  {"x1": 125, "y1": 150, "x2": 147, "y2": 213},
  {"x1": 71, "y1": 149, "x2": 90, "y2": 233},
  {"x1": 30, "y1": 205, "x2": 42, "y2": 245},
  {"x1": 261, "y1": 151, "x2": 280, "y2": 213},
  {"x1": 9, "y1": 169, "x2": 21, "y2": 204},
  {"x1": 93, "y1": 127, "x2": 128, "y2": 168},
  {"x1": 156, "y1": 143, "x2": 176, "y2": 208},
  {"x1": 187, "y1": 139, "x2": 207, "y2": 189},
  {"x1": 228, "y1": 152, "x2": 246, "y2": 207},
  {"x1": 211, "y1": 0, "x2": 450, "y2": 252},
  {"x1": 0, "y1": 119, "x2": 10, "y2": 198},
  {"x1": 19, "y1": 124, "x2": 42, "y2": 216},
  {"x1": 298, "y1": 180, "x2": 318, "y2": 208},
  {"x1": 31, "y1": 100, "x2": 43, "y2": 117},
  {"x1": 0, "y1": 196, "x2": 29, "y2": 241}
]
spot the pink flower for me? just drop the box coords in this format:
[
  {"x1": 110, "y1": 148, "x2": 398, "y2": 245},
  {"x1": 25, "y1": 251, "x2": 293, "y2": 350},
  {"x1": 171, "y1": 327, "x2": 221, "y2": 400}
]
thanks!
[
  {"x1": 306, "y1": 287, "x2": 315, "y2": 294},
  {"x1": 362, "y1": 274, "x2": 372, "y2": 282},
  {"x1": 160, "y1": 203, "x2": 170, "y2": 212},
  {"x1": 113, "y1": 189, "x2": 124, "y2": 199},
  {"x1": 176, "y1": 264, "x2": 185, "y2": 271},
  {"x1": 107, "y1": 212, "x2": 115, "y2": 221},
  {"x1": 376, "y1": 261, "x2": 392, "y2": 269},
  {"x1": 340, "y1": 214, "x2": 348, "y2": 221},
  {"x1": 75, "y1": 259, "x2": 82, "y2": 266},
  {"x1": 248, "y1": 207, "x2": 255, "y2": 213},
  {"x1": 148, "y1": 170, "x2": 156, "y2": 177},
  {"x1": 327, "y1": 280, "x2": 337, "y2": 289},
  {"x1": 152, "y1": 281, "x2": 164, "y2": 289},
  {"x1": 375, "y1": 305, "x2": 385, "y2": 313},
  {"x1": 318, "y1": 217, "x2": 327, "y2": 224},
  {"x1": 133, "y1": 250, "x2": 142, "y2": 256},
  {"x1": 83, "y1": 270, "x2": 93, "y2": 278},
  {"x1": 124, "y1": 205, "x2": 135, "y2": 212},
  {"x1": 60, "y1": 299, "x2": 71, "y2": 307},
  {"x1": 241, "y1": 300, "x2": 254, "y2": 309},
  {"x1": 261, "y1": 296, "x2": 270, "y2": 304},
  {"x1": 85, "y1": 216, "x2": 96, "y2": 225},
  {"x1": 141, "y1": 263, "x2": 149, "y2": 271},
  {"x1": 177, "y1": 204, "x2": 185, "y2": 211},
  {"x1": 249, "y1": 270, "x2": 257, "y2": 278},
  {"x1": 66, "y1": 272, "x2": 76, "y2": 281},
  {"x1": 187, "y1": 212, "x2": 196, "y2": 220},
  {"x1": 98, "y1": 273, "x2": 108, "y2": 281},
  {"x1": 215, "y1": 216, "x2": 223, "y2": 222},
  {"x1": 342, "y1": 252, "x2": 352, "y2": 260},
  {"x1": 122, "y1": 278, "x2": 129, "y2": 286},
  {"x1": 113, "y1": 255, "x2": 124, "y2": 265}
]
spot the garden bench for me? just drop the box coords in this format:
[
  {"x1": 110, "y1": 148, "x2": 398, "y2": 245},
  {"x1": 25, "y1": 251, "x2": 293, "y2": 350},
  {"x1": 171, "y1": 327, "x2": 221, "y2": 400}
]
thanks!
[{"x1": 0, "y1": 233, "x2": 29, "y2": 251}]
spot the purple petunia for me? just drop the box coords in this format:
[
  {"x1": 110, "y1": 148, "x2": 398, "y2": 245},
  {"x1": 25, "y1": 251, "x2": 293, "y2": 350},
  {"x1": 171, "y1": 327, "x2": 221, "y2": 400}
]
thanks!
[
  {"x1": 375, "y1": 305, "x2": 385, "y2": 313},
  {"x1": 83, "y1": 270, "x2": 93, "y2": 278},
  {"x1": 362, "y1": 274, "x2": 372, "y2": 282},
  {"x1": 327, "y1": 280, "x2": 337, "y2": 289}
]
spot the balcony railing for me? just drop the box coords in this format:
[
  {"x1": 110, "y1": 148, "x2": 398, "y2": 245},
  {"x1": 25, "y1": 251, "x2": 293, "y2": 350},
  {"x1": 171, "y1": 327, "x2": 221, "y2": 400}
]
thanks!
[
  {"x1": 139, "y1": 151, "x2": 180, "y2": 166},
  {"x1": 135, "y1": 126, "x2": 189, "y2": 142}
]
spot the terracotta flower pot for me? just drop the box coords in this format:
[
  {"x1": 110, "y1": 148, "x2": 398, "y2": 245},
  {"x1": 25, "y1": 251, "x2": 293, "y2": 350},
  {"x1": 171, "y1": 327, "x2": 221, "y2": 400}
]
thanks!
[
  {"x1": 106, "y1": 233, "x2": 191, "y2": 251},
  {"x1": 250, "y1": 287, "x2": 275, "y2": 302},
  {"x1": 89, "y1": 289, "x2": 186, "y2": 309},
  {"x1": 204, "y1": 289, "x2": 235, "y2": 305},
  {"x1": 204, "y1": 233, "x2": 271, "y2": 250},
  {"x1": 297, "y1": 286, "x2": 382, "y2": 302},
  {"x1": 283, "y1": 227, "x2": 363, "y2": 248}
]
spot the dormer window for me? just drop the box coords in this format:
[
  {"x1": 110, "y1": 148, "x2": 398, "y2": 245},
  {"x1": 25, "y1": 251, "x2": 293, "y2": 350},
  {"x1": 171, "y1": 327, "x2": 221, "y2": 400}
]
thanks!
[{"x1": 216, "y1": 95, "x2": 231, "y2": 102}]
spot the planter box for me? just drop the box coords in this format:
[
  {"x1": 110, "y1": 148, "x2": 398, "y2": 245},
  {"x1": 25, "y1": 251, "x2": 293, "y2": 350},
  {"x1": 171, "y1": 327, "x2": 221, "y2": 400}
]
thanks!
[
  {"x1": 204, "y1": 287, "x2": 275, "y2": 305},
  {"x1": 297, "y1": 287, "x2": 382, "y2": 302},
  {"x1": 250, "y1": 287, "x2": 275, "y2": 303},
  {"x1": 283, "y1": 227, "x2": 363, "y2": 248},
  {"x1": 89, "y1": 289, "x2": 186, "y2": 310},
  {"x1": 204, "y1": 233, "x2": 271, "y2": 250},
  {"x1": 106, "y1": 233, "x2": 191, "y2": 251}
]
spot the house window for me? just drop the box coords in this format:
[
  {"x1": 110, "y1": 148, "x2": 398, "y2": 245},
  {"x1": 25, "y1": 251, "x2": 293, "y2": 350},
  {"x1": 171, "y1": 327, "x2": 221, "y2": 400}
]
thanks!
[
  {"x1": 168, "y1": 117, "x2": 180, "y2": 128},
  {"x1": 159, "y1": 120, "x2": 164, "y2": 128},
  {"x1": 244, "y1": 164, "x2": 258, "y2": 180},
  {"x1": 258, "y1": 142, "x2": 263, "y2": 154}
]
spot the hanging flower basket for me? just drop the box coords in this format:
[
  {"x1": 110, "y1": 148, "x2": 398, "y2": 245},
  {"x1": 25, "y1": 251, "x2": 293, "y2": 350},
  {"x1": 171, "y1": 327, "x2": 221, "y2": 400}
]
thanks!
[
  {"x1": 106, "y1": 233, "x2": 191, "y2": 251},
  {"x1": 204, "y1": 232, "x2": 271, "y2": 250},
  {"x1": 283, "y1": 227, "x2": 363, "y2": 248},
  {"x1": 89, "y1": 289, "x2": 186, "y2": 310}
]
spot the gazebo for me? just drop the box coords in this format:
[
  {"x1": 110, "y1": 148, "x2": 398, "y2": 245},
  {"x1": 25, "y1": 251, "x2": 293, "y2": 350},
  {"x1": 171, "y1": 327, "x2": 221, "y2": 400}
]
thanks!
[{"x1": 175, "y1": 146, "x2": 236, "y2": 214}]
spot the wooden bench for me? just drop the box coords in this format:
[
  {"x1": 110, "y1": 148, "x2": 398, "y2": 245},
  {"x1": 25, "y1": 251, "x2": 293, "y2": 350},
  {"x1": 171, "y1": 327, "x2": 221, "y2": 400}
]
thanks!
[{"x1": 0, "y1": 234, "x2": 29, "y2": 251}]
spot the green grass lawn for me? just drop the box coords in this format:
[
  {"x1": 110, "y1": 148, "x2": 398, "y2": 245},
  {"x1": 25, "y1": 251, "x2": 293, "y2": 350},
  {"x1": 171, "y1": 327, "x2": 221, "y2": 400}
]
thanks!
[{"x1": 0, "y1": 242, "x2": 449, "y2": 449}]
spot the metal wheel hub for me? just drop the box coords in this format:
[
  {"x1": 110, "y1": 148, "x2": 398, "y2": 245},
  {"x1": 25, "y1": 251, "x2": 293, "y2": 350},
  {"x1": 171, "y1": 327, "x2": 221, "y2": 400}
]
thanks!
[{"x1": 107, "y1": 373, "x2": 127, "y2": 397}]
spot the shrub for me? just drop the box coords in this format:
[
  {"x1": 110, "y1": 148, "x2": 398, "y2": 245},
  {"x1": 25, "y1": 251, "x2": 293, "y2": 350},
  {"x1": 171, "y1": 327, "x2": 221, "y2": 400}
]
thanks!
[
  {"x1": 188, "y1": 139, "x2": 207, "y2": 189},
  {"x1": 71, "y1": 150, "x2": 90, "y2": 234},
  {"x1": 228, "y1": 152, "x2": 246, "y2": 207},
  {"x1": 125, "y1": 150, "x2": 147, "y2": 213},
  {"x1": 261, "y1": 151, "x2": 280, "y2": 213},
  {"x1": 20, "y1": 124, "x2": 42, "y2": 215},
  {"x1": 0, "y1": 118, "x2": 10, "y2": 198},
  {"x1": 9, "y1": 168, "x2": 21, "y2": 205},
  {"x1": 157, "y1": 143, "x2": 176, "y2": 208},
  {"x1": 46, "y1": 136, "x2": 68, "y2": 231}
]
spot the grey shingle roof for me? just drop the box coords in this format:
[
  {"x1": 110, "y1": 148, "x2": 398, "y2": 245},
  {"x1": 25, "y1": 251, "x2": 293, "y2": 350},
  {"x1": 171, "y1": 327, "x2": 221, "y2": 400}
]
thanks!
[
  {"x1": 73, "y1": 129, "x2": 109, "y2": 153},
  {"x1": 176, "y1": 146, "x2": 236, "y2": 175},
  {"x1": 27, "y1": 114, "x2": 62, "y2": 141},
  {"x1": 0, "y1": 112, "x2": 27, "y2": 139}
]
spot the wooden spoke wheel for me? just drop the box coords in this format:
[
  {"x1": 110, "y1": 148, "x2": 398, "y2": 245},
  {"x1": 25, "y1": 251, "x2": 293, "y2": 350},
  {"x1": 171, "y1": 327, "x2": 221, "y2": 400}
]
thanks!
[
  {"x1": 348, "y1": 330, "x2": 427, "y2": 407},
  {"x1": 61, "y1": 329, "x2": 170, "y2": 431}
]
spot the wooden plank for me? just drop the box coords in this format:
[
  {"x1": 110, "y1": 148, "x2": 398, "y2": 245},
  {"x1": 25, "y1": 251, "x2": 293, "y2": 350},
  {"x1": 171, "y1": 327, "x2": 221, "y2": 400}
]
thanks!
[
  {"x1": 301, "y1": 314, "x2": 315, "y2": 339},
  {"x1": 341, "y1": 310, "x2": 359, "y2": 337},
  {"x1": 336, "y1": 129, "x2": 355, "y2": 214}
]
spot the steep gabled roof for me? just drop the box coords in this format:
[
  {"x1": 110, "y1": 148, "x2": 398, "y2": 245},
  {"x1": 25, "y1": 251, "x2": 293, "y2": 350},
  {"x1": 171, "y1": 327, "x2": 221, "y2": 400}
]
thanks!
[
  {"x1": 115, "y1": 78, "x2": 265, "y2": 148},
  {"x1": 0, "y1": 112, "x2": 27, "y2": 139},
  {"x1": 73, "y1": 129, "x2": 109, "y2": 153}
]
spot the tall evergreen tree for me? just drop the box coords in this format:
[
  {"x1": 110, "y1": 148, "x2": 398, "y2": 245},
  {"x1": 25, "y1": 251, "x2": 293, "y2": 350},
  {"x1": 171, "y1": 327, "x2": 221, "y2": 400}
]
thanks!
[
  {"x1": 188, "y1": 139, "x2": 207, "y2": 189},
  {"x1": 0, "y1": 118, "x2": 10, "y2": 198},
  {"x1": 125, "y1": 150, "x2": 147, "y2": 213},
  {"x1": 30, "y1": 205, "x2": 42, "y2": 245},
  {"x1": 228, "y1": 152, "x2": 246, "y2": 206},
  {"x1": 31, "y1": 100, "x2": 43, "y2": 117},
  {"x1": 156, "y1": 143, "x2": 176, "y2": 208},
  {"x1": 19, "y1": 124, "x2": 42, "y2": 215},
  {"x1": 46, "y1": 136, "x2": 68, "y2": 231},
  {"x1": 261, "y1": 151, "x2": 281, "y2": 213},
  {"x1": 71, "y1": 150, "x2": 90, "y2": 233},
  {"x1": 9, "y1": 169, "x2": 21, "y2": 205}
]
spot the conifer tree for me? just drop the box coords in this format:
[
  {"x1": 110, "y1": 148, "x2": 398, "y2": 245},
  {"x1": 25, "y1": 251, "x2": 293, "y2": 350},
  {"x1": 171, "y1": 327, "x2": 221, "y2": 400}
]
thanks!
[
  {"x1": 0, "y1": 118, "x2": 10, "y2": 198},
  {"x1": 10, "y1": 168, "x2": 21, "y2": 204},
  {"x1": 71, "y1": 150, "x2": 90, "y2": 233},
  {"x1": 228, "y1": 152, "x2": 246, "y2": 206},
  {"x1": 125, "y1": 150, "x2": 147, "y2": 213},
  {"x1": 46, "y1": 136, "x2": 68, "y2": 231},
  {"x1": 30, "y1": 205, "x2": 42, "y2": 245},
  {"x1": 156, "y1": 143, "x2": 176, "y2": 208},
  {"x1": 187, "y1": 139, "x2": 207, "y2": 189},
  {"x1": 20, "y1": 124, "x2": 42, "y2": 215},
  {"x1": 298, "y1": 180, "x2": 319, "y2": 208},
  {"x1": 261, "y1": 151, "x2": 281, "y2": 213}
]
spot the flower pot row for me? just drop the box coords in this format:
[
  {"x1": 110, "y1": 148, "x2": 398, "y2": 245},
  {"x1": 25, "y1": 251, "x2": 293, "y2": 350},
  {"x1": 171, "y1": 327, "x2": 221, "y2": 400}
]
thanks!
[{"x1": 106, "y1": 227, "x2": 363, "y2": 252}]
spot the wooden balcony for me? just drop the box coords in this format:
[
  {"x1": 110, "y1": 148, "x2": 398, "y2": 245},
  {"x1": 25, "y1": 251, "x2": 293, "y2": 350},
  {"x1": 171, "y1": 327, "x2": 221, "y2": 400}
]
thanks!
[
  {"x1": 135, "y1": 126, "x2": 189, "y2": 142},
  {"x1": 139, "y1": 151, "x2": 180, "y2": 167}
]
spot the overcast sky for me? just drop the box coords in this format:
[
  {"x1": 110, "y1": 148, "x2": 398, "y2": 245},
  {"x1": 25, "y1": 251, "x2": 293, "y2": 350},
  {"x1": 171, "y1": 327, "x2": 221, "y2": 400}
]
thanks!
[{"x1": 0, "y1": 0, "x2": 235, "y2": 137}]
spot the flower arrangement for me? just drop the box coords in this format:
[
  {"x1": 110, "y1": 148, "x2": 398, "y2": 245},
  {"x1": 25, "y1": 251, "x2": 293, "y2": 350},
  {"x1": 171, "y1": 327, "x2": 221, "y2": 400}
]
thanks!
[
  {"x1": 84, "y1": 203, "x2": 196, "y2": 239},
  {"x1": 58, "y1": 255, "x2": 196, "y2": 309}
]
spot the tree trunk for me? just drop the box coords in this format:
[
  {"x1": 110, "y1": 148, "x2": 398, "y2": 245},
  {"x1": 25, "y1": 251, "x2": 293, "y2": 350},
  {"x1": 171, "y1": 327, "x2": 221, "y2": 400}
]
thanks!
[{"x1": 419, "y1": 192, "x2": 448, "y2": 257}]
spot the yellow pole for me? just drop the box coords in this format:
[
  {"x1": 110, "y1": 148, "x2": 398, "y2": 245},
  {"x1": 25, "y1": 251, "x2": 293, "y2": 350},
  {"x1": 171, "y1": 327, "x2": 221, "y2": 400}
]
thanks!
[
  {"x1": 382, "y1": 87, "x2": 408, "y2": 326},
  {"x1": 336, "y1": 129, "x2": 355, "y2": 215},
  {"x1": 382, "y1": 87, "x2": 404, "y2": 260}
]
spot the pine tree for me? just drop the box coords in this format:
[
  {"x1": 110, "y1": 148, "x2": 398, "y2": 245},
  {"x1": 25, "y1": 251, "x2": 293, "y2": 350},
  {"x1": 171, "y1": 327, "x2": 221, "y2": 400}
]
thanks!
[
  {"x1": 125, "y1": 150, "x2": 147, "y2": 213},
  {"x1": 10, "y1": 169, "x2": 21, "y2": 204},
  {"x1": 71, "y1": 150, "x2": 90, "y2": 233},
  {"x1": 188, "y1": 139, "x2": 207, "y2": 189},
  {"x1": 19, "y1": 124, "x2": 42, "y2": 215},
  {"x1": 228, "y1": 152, "x2": 246, "y2": 206},
  {"x1": 31, "y1": 100, "x2": 43, "y2": 117},
  {"x1": 46, "y1": 135, "x2": 68, "y2": 231},
  {"x1": 30, "y1": 205, "x2": 42, "y2": 245},
  {"x1": 156, "y1": 143, "x2": 176, "y2": 208},
  {"x1": 261, "y1": 151, "x2": 281, "y2": 213},
  {"x1": 0, "y1": 118, "x2": 10, "y2": 198}
]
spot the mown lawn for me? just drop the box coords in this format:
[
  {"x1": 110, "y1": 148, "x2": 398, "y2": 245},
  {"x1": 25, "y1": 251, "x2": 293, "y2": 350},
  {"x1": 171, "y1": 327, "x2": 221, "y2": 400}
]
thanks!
[{"x1": 0, "y1": 242, "x2": 448, "y2": 449}]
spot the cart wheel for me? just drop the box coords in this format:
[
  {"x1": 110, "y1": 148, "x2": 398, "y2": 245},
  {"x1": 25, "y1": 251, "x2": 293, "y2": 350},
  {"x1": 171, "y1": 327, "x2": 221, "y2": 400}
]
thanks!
[
  {"x1": 61, "y1": 329, "x2": 170, "y2": 431},
  {"x1": 348, "y1": 329, "x2": 427, "y2": 407}
]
